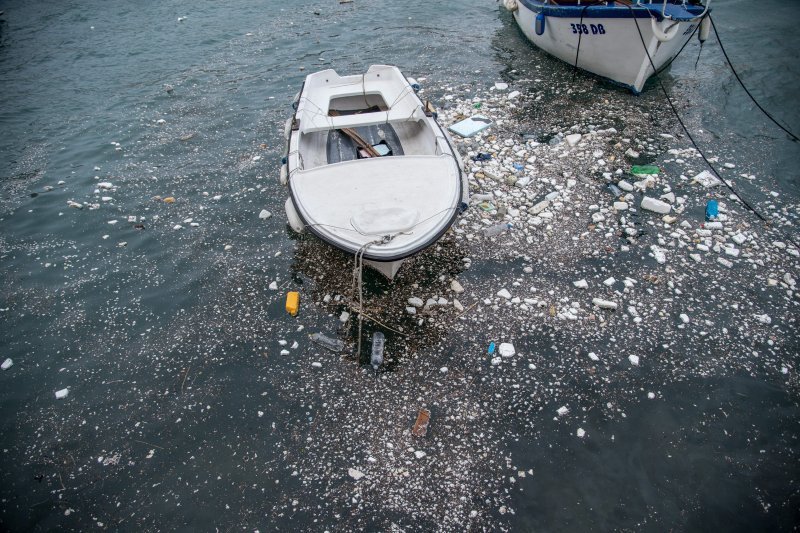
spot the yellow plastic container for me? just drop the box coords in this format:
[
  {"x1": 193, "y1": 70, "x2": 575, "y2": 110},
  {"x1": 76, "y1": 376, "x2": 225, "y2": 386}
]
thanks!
[{"x1": 285, "y1": 291, "x2": 300, "y2": 316}]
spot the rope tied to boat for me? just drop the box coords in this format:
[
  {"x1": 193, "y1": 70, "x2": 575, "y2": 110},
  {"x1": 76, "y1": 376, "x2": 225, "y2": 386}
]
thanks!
[
  {"x1": 350, "y1": 233, "x2": 404, "y2": 363},
  {"x1": 619, "y1": 6, "x2": 800, "y2": 250}
]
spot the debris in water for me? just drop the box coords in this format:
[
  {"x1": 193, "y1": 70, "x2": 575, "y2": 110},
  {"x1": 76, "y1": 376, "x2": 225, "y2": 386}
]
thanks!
[
  {"x1": 309, "y1": 333, "x2": 345, "y2": 352},
  {"x1": 285, "y1": 291, "x2": 299, "y2": 316},
  {"x1": 412, "y1": 408, "x2": 431, "y2": 437}
]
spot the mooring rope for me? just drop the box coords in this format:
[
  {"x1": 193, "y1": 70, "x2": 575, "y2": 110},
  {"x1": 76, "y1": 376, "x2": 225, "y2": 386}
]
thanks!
[
  {"x1": 709, "y1": 16, "x2": 800, "y2": 143},
  {"x1": 350, "y1": 234, "x2": 401, "y2": 362},
  {"x1": 621, "y1": 5, "x2": 800, "y2": 250}
]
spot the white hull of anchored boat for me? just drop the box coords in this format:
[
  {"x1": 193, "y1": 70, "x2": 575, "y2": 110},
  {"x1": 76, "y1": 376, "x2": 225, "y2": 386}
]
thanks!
[
  {"x1": 280, "y1": 65, "x2": 468, "y2": 280},
  {"x1": 512, "y1": 2, "x2": 704, "y2": 93}
]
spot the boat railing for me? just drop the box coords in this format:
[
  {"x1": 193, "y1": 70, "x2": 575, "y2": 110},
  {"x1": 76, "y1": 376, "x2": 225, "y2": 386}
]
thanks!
[{"x1": 660, "y1": 0, "x2": 710, "y2": 20}]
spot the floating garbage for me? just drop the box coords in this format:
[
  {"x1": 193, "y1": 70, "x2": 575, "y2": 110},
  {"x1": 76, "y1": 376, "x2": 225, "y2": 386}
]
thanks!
[
  {"x1": 488, "y1": 341, "x2": 496, "y2": 355},
  {"x1": 412, "y1": 408, "x2": 431, "y2": 437},
  {"x1": 630, "y1": 165, "x2": 660, "y2": 176},
  {"x1": 309, "y1": 333, "x2": 345, "y2": 352},
  {"x1": 285, "y1": 291, "x2": 299, "y2": 316},
  {"x1": 371, "y1": 331, "x2": 385, "y2": 370},
  {"x1": 483, "y1": 222, "x2": 512, "y2": 237},
  {"x1": 55, "y1": 388, "x2": 69, "y2": 399},
  {"x1": 592, "y1": 298, "x2": 618, "y2": 310},
  {"x1": 606, "y1": 183, "x2": 623, "y2": 197},
  {"x1": 163, "y1": 197, "x2": 176, "y2": 204},
  {"x1": 472, "y1": 152, "x2": 492, "y2": 162},
  {"x1": 692, "y1": 170, "x2": 722, "y2": 188},
  {"x1": 448, "y1": 115, "x2": 492, "y2": 137},
  {"x1": 641, "y1": 196, "x2": 671, "y2": 214},
  {"x1": 705, "y1": 199, "x2": 719, "y2": 221},
  {"x1": 1, "y1": 358, "x2": 12, "y2": 370},
  {"x1": 498, "y1": 342, "x2": 515, "y2": 357}
]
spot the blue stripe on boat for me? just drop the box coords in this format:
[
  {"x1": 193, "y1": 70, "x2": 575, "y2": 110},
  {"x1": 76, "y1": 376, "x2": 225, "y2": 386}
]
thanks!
[{"x1": 517, "y1": 0, "x2": 706, "y2": 22}]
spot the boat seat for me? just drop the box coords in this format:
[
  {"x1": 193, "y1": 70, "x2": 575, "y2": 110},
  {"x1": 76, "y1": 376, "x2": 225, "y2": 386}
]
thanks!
[{"x1": 326, "y1": 124, "x2": 404, "y2": 164}]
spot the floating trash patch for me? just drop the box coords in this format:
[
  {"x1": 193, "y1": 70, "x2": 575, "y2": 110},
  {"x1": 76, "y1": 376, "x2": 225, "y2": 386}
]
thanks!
[{"x1": 1, "y1": 19, "x2": 798, "y2": 529}]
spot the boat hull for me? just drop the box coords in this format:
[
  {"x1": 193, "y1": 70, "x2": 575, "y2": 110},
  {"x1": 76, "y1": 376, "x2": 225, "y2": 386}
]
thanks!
[
  {"x1": 281, "y1": 65, "x2": 468, "y2": 280},
  {"x1": 513, "y1": 1, "x2": 705, "y2": 93}
]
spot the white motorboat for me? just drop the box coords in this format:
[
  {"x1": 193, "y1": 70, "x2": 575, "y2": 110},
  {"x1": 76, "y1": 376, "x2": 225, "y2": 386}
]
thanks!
[
  {"x1": 504, "y1": 0, "x2": 711, "y2": 94},
  {"x1": 280, "y1": 65, "x2": 468, "y2": 279}
]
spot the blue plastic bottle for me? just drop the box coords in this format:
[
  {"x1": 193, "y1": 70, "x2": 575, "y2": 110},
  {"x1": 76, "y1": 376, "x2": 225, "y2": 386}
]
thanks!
[{"x1": 705, "y1": 199, "x2": 719, "y2": 221}]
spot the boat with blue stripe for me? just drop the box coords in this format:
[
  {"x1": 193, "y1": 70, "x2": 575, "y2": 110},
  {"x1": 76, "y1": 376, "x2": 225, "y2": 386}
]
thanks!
[{"x1": 503, "y1": 0, "x2": 711, "y2": 93}]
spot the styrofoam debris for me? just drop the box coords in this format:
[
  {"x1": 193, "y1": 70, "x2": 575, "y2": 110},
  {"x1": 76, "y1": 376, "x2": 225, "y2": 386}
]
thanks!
[
  {"x1": 498, "y1": 343, "x2": 515, "y2": 357},
  {"x1": 592, "y1": 298, "x2": 617, "y2": 310},
  {"x1": 692, "y1": 170, "x2": 721, "y2": 188},
  {"x1": 754, "y1": 314, "x2": 771, "y2": 325},
  {"x1": 641, "y1": 196, "x2": 671, "y2": 214}
]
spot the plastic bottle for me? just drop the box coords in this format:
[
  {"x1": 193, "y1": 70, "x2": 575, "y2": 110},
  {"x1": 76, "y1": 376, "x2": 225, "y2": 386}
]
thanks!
[
  {"x1": 630, "y1": 165, "x2": 660, "y2": 175},
  {"x1": 606, "y1": 183, "x2": 623, "y2": 197},
  {"x1": 705, "y1": 199, "x2": 718, "y2": 221},
  {"x1": 482, "y1": 222, "x2": 513, "y2": 237},
  {"x1": 371, "y1": 332, "x2": 385, "y2": 370},
  {"x1": 310, "y1": 333, "x2": 345, "y2": 352}
]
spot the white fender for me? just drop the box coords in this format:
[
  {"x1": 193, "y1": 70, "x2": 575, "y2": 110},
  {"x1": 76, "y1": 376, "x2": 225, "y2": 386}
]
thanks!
[
  {"x1": 283, "y1": 117, "x2": 292, "y2": 140},
  {"x1": 284, "y1": 197, "x2": 305, "y2": 233},
  {"x1": 698, "y1": 16, "x2": 710, "y2": 43},
  {"x1": 279, "y1": 164, "x2": 288, "y2": 186},
  {"x1": 503, "y1": 0, "x2": 518, "y2": 12},
  {"x1": 651, "y1": 18, "x2": 680, "y2": 42}
]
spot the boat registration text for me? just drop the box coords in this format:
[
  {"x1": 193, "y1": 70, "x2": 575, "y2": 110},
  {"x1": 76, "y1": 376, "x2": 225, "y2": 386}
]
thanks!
[{"x1": 570, "y1": 23, "x2": 606, "y2": 35}]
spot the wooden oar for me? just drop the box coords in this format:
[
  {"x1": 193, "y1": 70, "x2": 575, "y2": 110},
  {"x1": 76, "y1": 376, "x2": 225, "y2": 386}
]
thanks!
[{"x1": 329, "y1": 110, "x2": 381, "y2": 157}]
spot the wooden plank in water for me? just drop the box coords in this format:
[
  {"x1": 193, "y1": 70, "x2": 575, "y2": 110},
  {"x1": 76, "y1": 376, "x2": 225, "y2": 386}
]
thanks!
[{"x1": 412, "y1": 408, "x2": 431, "y2": 437}]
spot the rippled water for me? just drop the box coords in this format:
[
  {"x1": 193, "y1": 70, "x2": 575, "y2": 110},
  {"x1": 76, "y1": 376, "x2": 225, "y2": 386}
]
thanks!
[{"x1": 1, "y1": 0, "x2": 798, "y2": 530}]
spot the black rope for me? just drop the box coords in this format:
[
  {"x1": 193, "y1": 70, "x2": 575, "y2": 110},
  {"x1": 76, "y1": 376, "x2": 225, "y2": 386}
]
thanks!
[
  {"x1": 572, "y1": 1, "x2": 605, "y2": 83},
  {"x1": 572, "y1": 4, "x2": 699, "y2": 87},
  {"x1": 710, "y1": 16, "x2": 800, "y2": 143},
  {"x1": 622, "y1": 5, "x2": 800, "y2": 250}
]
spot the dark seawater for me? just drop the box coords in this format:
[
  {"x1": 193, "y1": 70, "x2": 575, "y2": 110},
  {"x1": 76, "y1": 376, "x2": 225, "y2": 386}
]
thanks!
[{"x1": 1, "y1": 0, "x2": 798, "y2": 531}]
